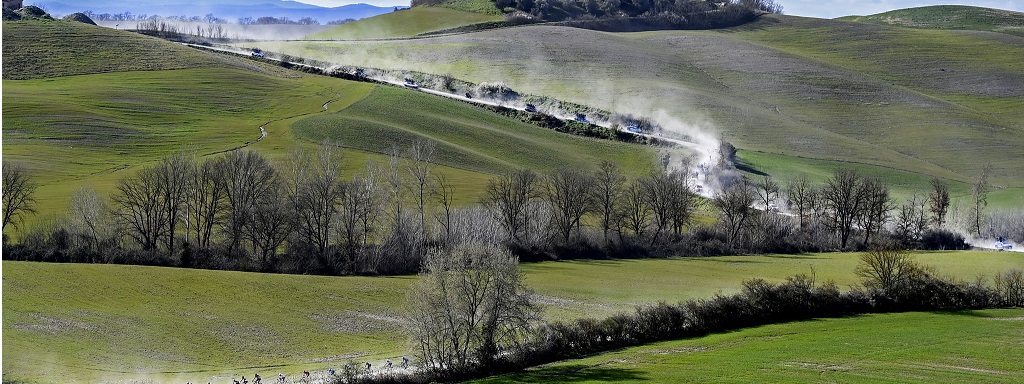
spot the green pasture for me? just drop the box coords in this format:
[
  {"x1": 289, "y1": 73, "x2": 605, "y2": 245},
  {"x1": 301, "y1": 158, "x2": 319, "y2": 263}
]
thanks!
[
  {"x1": 2, "y1": 68, "x2": 370, "y2": 223},
  {"x1": 474, "y1": 308, "x2": 1024, "y2": 383},
  {"x1": 839, "y1": 5, "x2": 1024, "y2": 37},
  {"x1": 4, "y1": 251, "x2": 1021, "y2": 383},
  {"x1": 304, "y1": 5, "x2": 502, "y2": 40},
  {"x1": 292, "y1": 86, "x2": 658, "y2": 176}
]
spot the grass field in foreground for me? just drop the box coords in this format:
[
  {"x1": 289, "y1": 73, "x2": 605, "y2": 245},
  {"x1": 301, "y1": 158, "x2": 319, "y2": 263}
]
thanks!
[
  {"x1": 4, "y1": 250, "x2": 1021, "y2": 383},
  {"x1": 473, "y1": 309, "x2": 1024, "y2": 384}
]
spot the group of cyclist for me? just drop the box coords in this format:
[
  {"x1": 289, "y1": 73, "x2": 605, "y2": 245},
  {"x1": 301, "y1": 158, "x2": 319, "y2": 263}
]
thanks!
[{"x1": 210, "y1": 356, "x2": 411, "y2": 384}]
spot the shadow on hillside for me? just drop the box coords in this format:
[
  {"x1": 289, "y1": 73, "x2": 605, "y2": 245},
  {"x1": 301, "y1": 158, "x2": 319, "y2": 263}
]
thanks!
[
  {"x1": 762, "y1": 254, "x2": 827, "y2": 260},
  {"x1": 497, "y1": 365, "x2": 649, "y2": 382},
  {"x1": 735, "y1": 161, "x2": 769, "y2": 176}
]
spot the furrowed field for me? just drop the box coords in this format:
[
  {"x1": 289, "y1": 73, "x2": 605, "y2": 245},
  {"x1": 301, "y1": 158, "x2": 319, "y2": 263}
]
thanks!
[{"x1": 3, "y1": 251, "x2": 1021, "y2": 383}]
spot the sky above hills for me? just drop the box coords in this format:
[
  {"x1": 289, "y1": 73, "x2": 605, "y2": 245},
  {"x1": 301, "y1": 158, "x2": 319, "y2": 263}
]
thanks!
[{"x1": 296, "y1": 0, "x2": 1024, "y2": 18}]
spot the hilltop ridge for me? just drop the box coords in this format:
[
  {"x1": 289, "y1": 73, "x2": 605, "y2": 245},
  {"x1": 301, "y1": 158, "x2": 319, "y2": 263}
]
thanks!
[{"x1": 839, "y1": 5, "x2": 1024, "y2": 37}]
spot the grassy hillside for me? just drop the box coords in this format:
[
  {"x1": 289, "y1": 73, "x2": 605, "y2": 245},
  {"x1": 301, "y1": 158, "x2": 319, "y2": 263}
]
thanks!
[
  {"x1": 304, "y1": 4, "x2": 502, "y2": 40},
  {"x1": 3, "y1": 251, "x2": 1019, "y2": 383},
  {"x1": 1, "y1": 68, "x2": 374, "y2": 222},
  {"x1": 839, "y1": 5, "x2": 1024, "y2": 37},
  {"x1": 0, "y1": 20, "x2": 292, "y2": 80},
  {"x1": 1, "y1": 18, "x2": 660, "y2": 231},
  {"x1": 260, "y1": 14, "x2": 1024, "y2": 199},
  {"x1": 474, "y1": 309, "x2": 1024, "y2": 383},
  {"x1": 293, "y1": 86, "x2": 657, "y2": 175}
]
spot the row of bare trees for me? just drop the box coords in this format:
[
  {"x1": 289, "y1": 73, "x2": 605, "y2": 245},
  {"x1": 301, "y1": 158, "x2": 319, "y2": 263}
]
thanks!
[
  {"x1": 3, "y1": 141, "x2": 444, "y2": 274},
  {"x1": 481, "y1": 161, "x2": 701, "y2": 253},
  {"x1": 711, "y1": 169, "x2": 961, "y2": 253},
  {"x1": 1, "y1": 146, "x2": 1012, "y2": 271}
]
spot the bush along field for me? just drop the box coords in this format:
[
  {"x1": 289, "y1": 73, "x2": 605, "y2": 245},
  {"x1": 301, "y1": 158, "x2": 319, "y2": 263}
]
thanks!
[{"x1": 343, "y1": 246, "x2": 1024, "y2": 384}]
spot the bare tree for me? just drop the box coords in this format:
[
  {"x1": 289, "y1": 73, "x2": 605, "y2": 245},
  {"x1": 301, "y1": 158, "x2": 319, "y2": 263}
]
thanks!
[
  {"x1": 820, "y1": 169, "x2": 866, "y2": 249},
  {"x1": 337, "y1": 173, "x2": 381, "y2": 272},
  {"x1": 591, "y1": 160, "x2": 625, "y2": 245},
  {"x1": 244, "y1": 181, "x2": 293, "y2": 272},
  {"x1": 384, "y1": 145, "x2": 406, "y2": 225},
  {"x1": 927, "y1": 177, "x2": 950, "y2": 228},
  {"x1": 113, "y1": 166, "x2": 167, "y2": 251},
  {"x1": 288, "y1": 144, "x2": 344, "y2": 260},
  {"x1": 786, "y1": 175, "x2": 817, "y2": 230},
  {"x1": 995, "y1": 269, "x2": 1024, "y2": 307},
  {"x1": 894, "y1": 194, "x2": 928, "y2": 245},
  {"x1": 154, "y1": 152, "x2": 192, "y2": 257},
  {"x1": 546, "y1": 168, "x2": 595, "y2": 244},
  {"x1": 482, "y1": 170, "x2": 541, "y2": 245},
  {"x1": 2, "y1": 163, "x2": 38, "y2": 232},
  {"x1": 644, "y1": 170, "x2": 698, "y2": 243},
  {"x1": 434, "y1": 173, "x2": 456, "y2": 245},
  {"x1": 406, "y1": 140, "x2": 437, "y2": 238},
  {"x1": 858, "y1": 177, "x2": 893, "y2": 247},
  {"x1": 216, "y1": 150, "x2": 277, "y2": 256},
  {"x1": 856, "y1": 247, "x2": 919, "y2": 292},
  {"x1": 185, "y1": 157, "x2": 226, "y2": 249},
  {"x1": 971, "y1": 164, "x2": 991, "y2": 236},
  {"x1": 69, "y1": 187, "x2": 114, "y2": 254},
  {"x1": 620, "y1": 179, "x2": 651, "y2": 239},
  {"x1": 408, "y1": 245, "x2": 540, "y2": 372},
  {"x1": 755, "y1": 175, "x2": 780, "y2": 211},
  {"x1": 713, "y1": 179, "x2": 757, "y2": 243},
  {"x1": 642, "y1": 172, "x2": 674, "y2": 245}
]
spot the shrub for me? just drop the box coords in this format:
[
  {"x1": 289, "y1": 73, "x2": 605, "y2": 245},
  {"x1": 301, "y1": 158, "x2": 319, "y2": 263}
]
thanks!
[{"x1": 995, "y1": 269, "x2": 1024, "y2": 307}]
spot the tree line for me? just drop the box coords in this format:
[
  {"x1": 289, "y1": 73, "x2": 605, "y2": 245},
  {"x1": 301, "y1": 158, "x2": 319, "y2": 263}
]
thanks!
[
  {"x1": 475, "y1": 0, "x2": 783, "y2": 26},
  {"x1": 82, "y1": 10, "x2": 346, "y2": 26},
  {"x1": 3, "y1": 140, "x2": 1019, "y2": 272}
]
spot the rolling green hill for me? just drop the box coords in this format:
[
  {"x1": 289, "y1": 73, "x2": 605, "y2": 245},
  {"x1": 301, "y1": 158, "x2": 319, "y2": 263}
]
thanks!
[
  {"x1": 474, "y1": 309, "x2": 1024, "y2": 383},
  {"x1": 304, "y1": 3, "x2": 502, "y2": 40},
  {"x1": 1, "y1": 19, "x2": 658, "y2": 230},
  {"x1": 839, "y1": 5, "x2": 1024, "y2": 37},
  {"x1": 3, "y1": 251, "x2": 1019, "y2": 383},
  {"x1": 259, "y1": 13, "x2": 1024, "y2": 203},
  {"x1": 293, "y1": 86, "x2": 655, "y2": 175}
]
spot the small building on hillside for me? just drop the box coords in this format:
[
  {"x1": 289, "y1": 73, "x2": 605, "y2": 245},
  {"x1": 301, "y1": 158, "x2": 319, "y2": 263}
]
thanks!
[{"x1": 3, "y1": 0, "x2": 23, "y2": 10}]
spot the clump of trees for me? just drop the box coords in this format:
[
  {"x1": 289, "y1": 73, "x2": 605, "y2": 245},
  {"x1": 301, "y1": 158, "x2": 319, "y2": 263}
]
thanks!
[
  {"x1": 3, "y1": 141, "x2": 445, "y2": 275},
  {"x1": 485, "y1": 0, "x2": 783, "y2": 29},
  {"x1": 408, "y1": 246, "x2": 540, "y2": 374}
]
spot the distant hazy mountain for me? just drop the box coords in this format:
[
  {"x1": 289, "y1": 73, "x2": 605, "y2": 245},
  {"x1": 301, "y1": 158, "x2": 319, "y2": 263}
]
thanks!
[{"x1": 26, "y1": 0, "x2": 405, "y2": 23}]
